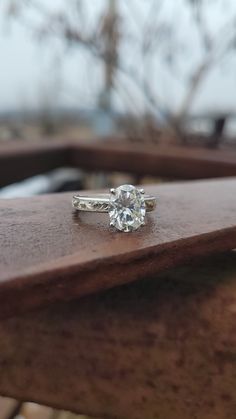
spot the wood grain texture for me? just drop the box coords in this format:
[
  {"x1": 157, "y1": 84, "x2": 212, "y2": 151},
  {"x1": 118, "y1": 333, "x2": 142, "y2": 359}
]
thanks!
[
  {"x1": 1, "y1": 253, "x2": 236, "y2": 419},
  {"x1": 1, "y1": 140, "x2": 236, "y2": 187},
  {"x1": 0, "y1": 178, "x2": 236, "y2": 319}
]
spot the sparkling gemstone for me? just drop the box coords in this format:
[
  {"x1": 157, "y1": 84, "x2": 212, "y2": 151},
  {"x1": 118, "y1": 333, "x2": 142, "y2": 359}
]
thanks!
[{"x1": 108, "y1": 184, "x2": 146, "y2": 232}]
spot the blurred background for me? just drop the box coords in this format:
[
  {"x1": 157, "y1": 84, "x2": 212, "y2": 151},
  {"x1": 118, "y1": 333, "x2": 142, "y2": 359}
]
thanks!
[
  {"x1": 1, "y1": 0, "x2": 236, "y2": 198},
  {"x1": 1, "y1": 0, "x2": 236, "y2": 142}
]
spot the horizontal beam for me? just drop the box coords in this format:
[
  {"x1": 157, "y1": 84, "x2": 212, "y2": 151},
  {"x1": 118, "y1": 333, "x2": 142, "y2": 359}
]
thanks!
[
  {"x1": 71, "y1": 140, "x2": 236, "y2": 179},
  {"x1": 0, "y1": 252, "x2": 236, "y2": 418},
  {"x1": 1, "y1": 140, "x2": 236, "y2": 187},
  {"x1": 0, "y1": 142, "x2": 70, "y2": 188},
  {"x1": 0, "y1": 178, "x2": 236, "y2": 319}
]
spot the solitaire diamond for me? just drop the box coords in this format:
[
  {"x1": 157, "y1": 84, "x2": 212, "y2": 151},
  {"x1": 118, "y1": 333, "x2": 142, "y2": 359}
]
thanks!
[{"x1": 108, "y1": 184, "x2": 146, "y2": 232}]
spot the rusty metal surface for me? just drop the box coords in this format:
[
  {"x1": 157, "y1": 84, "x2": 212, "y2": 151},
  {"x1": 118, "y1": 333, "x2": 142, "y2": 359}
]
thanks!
[
  {"x1": 0, "y1": 253, "x2": 236, "y2": 419},
  {"x1": 0, "y1": 178, "x2": 236, "y2": 319}
]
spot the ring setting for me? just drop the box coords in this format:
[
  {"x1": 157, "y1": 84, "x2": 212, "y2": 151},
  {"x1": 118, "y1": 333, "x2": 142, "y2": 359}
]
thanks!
[{"x1": 72, "y1": 184, "x2": 156, "y2": 232}]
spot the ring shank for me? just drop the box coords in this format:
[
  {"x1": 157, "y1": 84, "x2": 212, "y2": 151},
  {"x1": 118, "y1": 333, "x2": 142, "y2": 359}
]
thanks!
[{"x1": 72, "y1": 194, "x2": 156, "y2": 213}]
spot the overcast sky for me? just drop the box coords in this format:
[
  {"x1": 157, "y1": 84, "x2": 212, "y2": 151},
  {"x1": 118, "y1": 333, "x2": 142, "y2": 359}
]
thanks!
[{"x1": 0, "y1": 0, "x2": 236, "y2": 117}]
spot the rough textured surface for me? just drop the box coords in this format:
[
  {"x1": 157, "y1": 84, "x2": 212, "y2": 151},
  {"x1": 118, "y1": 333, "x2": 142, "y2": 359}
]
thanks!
[
  {"x1": 1, "y1": 253, "x2": 236, "y2": 419},
  {"x1": 0, "y1": 178, "x2": 236, "y2": 319}
]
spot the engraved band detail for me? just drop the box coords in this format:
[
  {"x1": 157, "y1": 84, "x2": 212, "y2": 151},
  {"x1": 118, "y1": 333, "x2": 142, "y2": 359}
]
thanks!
[{"x1": 72, "y1": 194, "x2": 156, "y2": 213}]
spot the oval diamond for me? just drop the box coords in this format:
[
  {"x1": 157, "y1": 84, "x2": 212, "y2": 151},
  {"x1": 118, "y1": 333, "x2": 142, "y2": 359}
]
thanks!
[{"x1": 109, "y1": 184, "x2": 146, "y2": 232}]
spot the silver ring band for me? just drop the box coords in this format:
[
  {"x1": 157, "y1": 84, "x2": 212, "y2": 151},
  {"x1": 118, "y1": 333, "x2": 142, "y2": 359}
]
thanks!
[{"x1": 72, "y1": 193, "x2": 156, "y2": 213}]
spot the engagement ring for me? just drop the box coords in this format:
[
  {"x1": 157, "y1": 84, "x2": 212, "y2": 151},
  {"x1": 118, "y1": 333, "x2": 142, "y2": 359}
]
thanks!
[{"x1": 72, "y1": 184, "x2": 156, "y2": 232}]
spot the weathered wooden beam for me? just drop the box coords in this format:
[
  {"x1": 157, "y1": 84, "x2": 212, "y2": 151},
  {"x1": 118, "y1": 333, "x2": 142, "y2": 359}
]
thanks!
[
  {"x1": 0, "y1": 178, "x2": 236, "y2": 319},
  {"x1": 1, "y1": 140, "x2": 236, "y2": 187},
  {"x1": 71, "y1": 140, "x2": 236, "y2": 179},
  {"x1": 0, "y1": 252, "x2": 236, "y2": 419},
  {"x1": 0, "y1": 142, "x2": 70, "y2": 187}
]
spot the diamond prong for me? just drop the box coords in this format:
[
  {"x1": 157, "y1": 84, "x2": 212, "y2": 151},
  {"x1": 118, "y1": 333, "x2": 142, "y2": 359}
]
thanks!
[
  {"x1": 139, "y1": 188, "x2": 145, "y2": 194},
  {"x1": 110, "y1": 188, "x2": 115, "y2": 194}
]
